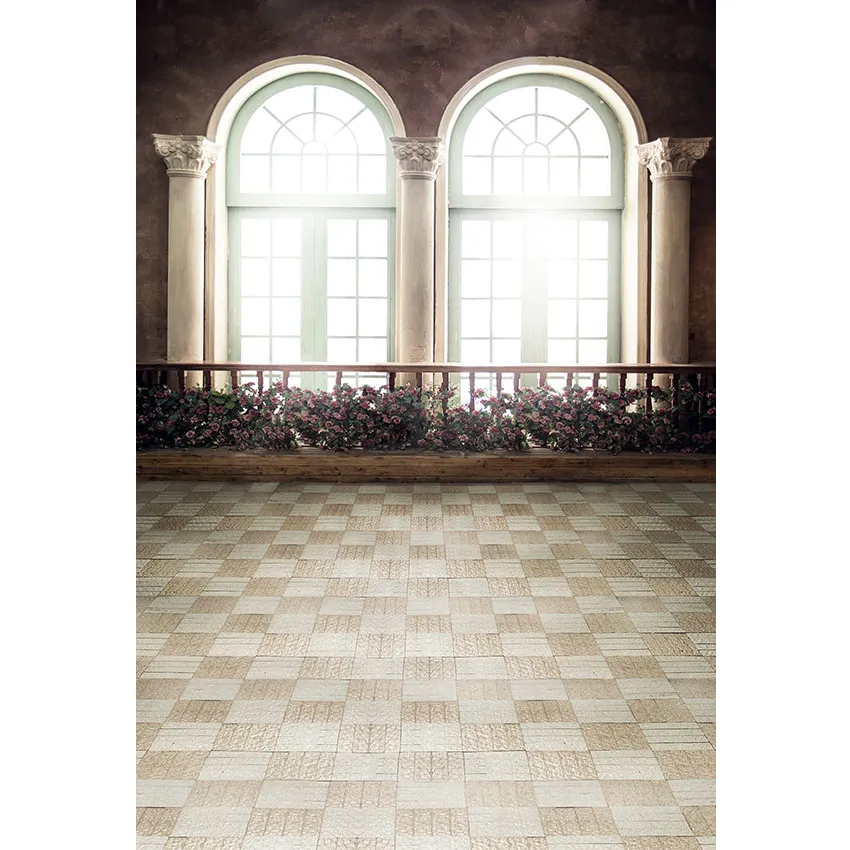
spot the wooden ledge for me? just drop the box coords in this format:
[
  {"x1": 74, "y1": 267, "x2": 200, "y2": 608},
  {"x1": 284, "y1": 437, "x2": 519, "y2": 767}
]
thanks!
[{"x1": 137, "y1": 447, "x2": 715, "y2": 483}]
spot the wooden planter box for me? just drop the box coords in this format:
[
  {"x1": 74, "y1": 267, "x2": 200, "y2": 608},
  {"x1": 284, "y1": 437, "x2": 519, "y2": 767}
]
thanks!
[{"x1": 137, "y1": 447, "x2": 715, "y2": 483}]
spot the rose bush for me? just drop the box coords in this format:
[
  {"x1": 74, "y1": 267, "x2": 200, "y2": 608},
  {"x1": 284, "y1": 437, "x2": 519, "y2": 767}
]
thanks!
[{"x1": 137, "y1": 380, "x2": 715, "y2": 454}]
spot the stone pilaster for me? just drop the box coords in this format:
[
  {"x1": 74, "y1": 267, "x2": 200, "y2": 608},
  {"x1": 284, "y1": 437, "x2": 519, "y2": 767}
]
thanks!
[
  {"x1": 153, "y1": 135, "x2": 221, "y2": 378},
  {"x1": 391, "y1": 138, "x2": 445, "y2": 382},
  {"x1": 637, "y1": 137, "x2": 712, "y2": 364}
]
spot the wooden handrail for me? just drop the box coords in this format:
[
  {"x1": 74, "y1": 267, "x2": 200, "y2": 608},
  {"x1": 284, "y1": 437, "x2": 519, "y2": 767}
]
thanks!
[{"x1": 137, "y1": 361, "x2": 715, "y2": 375}]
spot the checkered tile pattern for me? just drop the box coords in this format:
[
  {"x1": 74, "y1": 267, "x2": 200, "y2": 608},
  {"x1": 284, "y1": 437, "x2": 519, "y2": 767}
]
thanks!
[{"x1": 137, "y1": 481, "x2": 715, "y2": 850}]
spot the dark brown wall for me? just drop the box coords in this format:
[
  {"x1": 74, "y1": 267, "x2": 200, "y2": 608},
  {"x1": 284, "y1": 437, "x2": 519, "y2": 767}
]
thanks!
[{"x1": 137, "y1": 0, "x2": 715, "y2": 360}]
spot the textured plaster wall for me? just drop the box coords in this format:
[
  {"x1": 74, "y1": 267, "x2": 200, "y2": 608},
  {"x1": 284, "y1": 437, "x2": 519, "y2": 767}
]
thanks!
[{"x1": 137, "y1": 0, "x2": 715, "y2": 361}]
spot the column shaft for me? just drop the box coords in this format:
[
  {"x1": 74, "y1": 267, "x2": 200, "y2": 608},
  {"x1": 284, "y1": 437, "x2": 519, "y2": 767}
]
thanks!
[
  {"x1": 637, "y1": 137, "x2": 712, "y2": 365},
  {"x1": 166, "y1": 175, "x2": 206, "y2": 362},
  {"x1": 391, "y1": 137, "x2": 444, "y2": 386},
  {"x1": 153, "y1": 134, "x2": 220, "y2": 386},
  {"x1": 650, "y1": 177, "x2": 693, "y2": 364}
]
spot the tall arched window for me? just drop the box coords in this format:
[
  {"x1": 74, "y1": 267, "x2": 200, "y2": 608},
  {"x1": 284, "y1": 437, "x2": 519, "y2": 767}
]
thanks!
[
  {"x1": 448, "y1": 74, "x2": 624, "y2": 391},
  {"x1": 227, "y1": 73, "x2": 396, "y2": 388}
]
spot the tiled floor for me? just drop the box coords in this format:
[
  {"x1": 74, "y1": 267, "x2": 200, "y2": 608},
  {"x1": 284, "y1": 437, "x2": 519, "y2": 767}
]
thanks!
[{"x1": 137, "y1": 481, "x2": 715, "y2": 850}]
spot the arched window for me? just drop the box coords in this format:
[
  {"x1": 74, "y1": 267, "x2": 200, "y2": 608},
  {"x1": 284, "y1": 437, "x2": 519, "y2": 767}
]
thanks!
[
  {"x1": 448, "y1": 73, "x2": 625, "y2": 391},
  {"x1": 226, "y1": 73, "x2": 396, "y2": 388}
]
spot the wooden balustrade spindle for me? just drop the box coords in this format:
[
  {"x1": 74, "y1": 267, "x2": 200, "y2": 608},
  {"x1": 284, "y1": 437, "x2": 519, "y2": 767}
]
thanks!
[
  {"x1": 441, "y1": 372, "x2": 449, "y2": 418},
  {"x1": 257, "y1": 371, "x2": 264, "y2": 394},
  {"x1": 619, "y1": 372, "x2": 627, "y2": 394},
  {"x1": 495, "y1": 372, "x2": 502, "y2": 394},
  {"x1": 592, "y1": 372, "x2": 600, "y2": 389},
  {"x1": 672, "y1": 373, "x2": 680, "y2": 408},
  {"x1": 230, "y1": 370, "x2": 238, "y2": 391},
  {"x1": 282, "y1": 370, "x2": 289, "y2": 390},
  {"x1": 539, "y1": 371, "x2": 547, "y2": 388},
  {"x1": 645, "y1": 372, "x2": 653, "y2": 413},
  {"x1": 388, "y1": 371, "x2": 396, "y2": 390},
  {"x1": 335, "y1": 371, "x2": 343, "y2": 388},
  {"x1": 178, "y1": 370, "x2": 186, "y2": 393},
  {"x1": 415, "y1": 371, "x2": 423, "y2": 394},
  {"x1": 566, "y1": 372, "x2": 574, "y2": 390},
  {"x1": 469, "y1": 371, "x2": 476, "y2": 412},
  {"x1": 513, "y1": 373, "x2": 520, "y2": 394}
]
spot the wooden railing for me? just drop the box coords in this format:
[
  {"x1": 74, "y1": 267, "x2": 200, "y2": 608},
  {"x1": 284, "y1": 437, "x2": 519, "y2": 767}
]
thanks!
[{"x1": 136, "y1": 361, "x2": 716, "y2": 415}]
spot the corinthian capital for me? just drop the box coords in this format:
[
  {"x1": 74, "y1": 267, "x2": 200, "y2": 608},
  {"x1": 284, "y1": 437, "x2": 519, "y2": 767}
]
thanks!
[
  {"x1": 636, "y1": 137, "x2": 712, "y2": 180},
  {"x1": 391, "y1": 137, "x2": 445, "y2": 180},
  {"x1": 153, "y1": 134, "x2": 221, "y2": 178}
]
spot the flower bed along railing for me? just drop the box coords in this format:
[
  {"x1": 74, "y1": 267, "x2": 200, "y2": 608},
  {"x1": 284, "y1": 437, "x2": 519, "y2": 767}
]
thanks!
[{"x1": 136, "y1": 362, "x2": 715, "y2": 455}]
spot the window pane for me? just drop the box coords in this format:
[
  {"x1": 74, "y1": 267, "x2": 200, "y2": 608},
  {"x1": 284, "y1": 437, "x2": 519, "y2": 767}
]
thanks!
[
  {"x1": 241, "y1": 258, "x2": 270, "y2": 296},
  {"x1": 580, "y1": 158, "x2": 610, "y2": 196},
  {"x1": 579, "y1": 339, "x2": 608, "y2": 363},
  {"x1": 492, "y1": 339, "x2": 521, "y2": 365},
  {"x1": 548, "y1": 300, "x2": 577, "y2": 337},
  {"x1": 349, "y1": 110, "x2": 386, "y2": 155},
  {"x1": 302, "y1": 153, "x2": 326, "y2": 193},
  {"x1": 271, "y1": 129, "x2": 301, "y2": 155},
  {"x1": 548, "y1": 261, "x2": 577, "y2": 299},
  {"x1": 240, "y1": 156, "x2": 270, "y2": 193},
  {"x1": 358, "y1": 299, "x2": 388, "y2": 336},
  {"x1": 493, "y1": 157, "x2": 522, "y2": 194},
  {"x1": 327, "y1": 259, "x2": 357, "y2": 296},
  {"x1": 358, "y1": 337, "x2": 387, "y2": 362},
  {"x1": 546, "y1": 221, "x2": 578, "y2": 259},
  {"x1": 538, "y1": 86, "x2": 586, "y2": 127},
  {"x1": 461, "y1": 260, "x2": 490, "y2": 298},
  {"x1": 327, "y1": 337, "x2": 357, "y2": 362},
  {"x1": 326, "y1": 127, "x2": 357, "y2": 155},
  {"x1": 272, "y1": 337, "x2": 301, "y2": 362},
  {"x1": 316, "y1": 85, "x2": 363, "y2": 123},
  {"x1": 328, "y1": 298, "x2": 357, "y2": 335},
  {"x1": 241, "y1": 336, "x2": 270, "y2": 364},
  {"x1": 271, "y1": 155, "x2": 300, "y2": 192},
  {"x1": 462, "y1": 158, "x2": 491, "y2": 195},
  {"x1": 328, "y1": 220, "x2": 357, "y2": 257},
  {"x1": 328, "y1": 155, "x2": 357, "y2": 194},
  {"x1": 571, "y1": 109, "x2": 610, "y2": 156},
  {"x1": 580, "y1": 221, "x2": 608, "y2": 259},
  {"x1": 358, "y1": 219, "x2": 388, "y2": 258},
  {"x1": 461, "y1": 300, "x2": 490, "y2": 338},
  {"x1": 264, "y1": 86, "x2": 313, "y2": 123},
  {"x1": 461, "y1": 339, "x2": 490, "y2": 363},
  {"x1": 241, "y1": 299, "x2": 270, "y2": 336},
  {"x1": 492, "y1": 221, "x2": 522, "y2": 259},
  {"x1": 272, "y1": 259, "x2": 301, "y2": 297},
  {"x1": 549, "y1": 157, "x2": 578, "y2": 195},
  {"x1": 464, "y1": 110, "x2": 502, "y2": 155},
  {"x1": 523, "y1": 156, "x2": 548, "y2": 194},
  {"x1": 492, "y1": 260, "x2": 521, "y2": 298},
  {"x1": 492, "y1": 300, "x2": 521, "y2": 337},
  {"x1": 578, "y1": 300, "x2": 608, "y2": 337},
  {"x1": 579, "y1": 260, "x2": 608, "y2": 298},
  {"x1": 272, "y1": 298, "x2": 301, "y2": 336},
  {"x1": 272, "y1": 219, "x2": 300, "y2": 256},
  {"x1": 547, "y1": 338, "x2": 577, "y2": 365},
  {"x1": 241, "y1": 219, "x2": 270, "y2": 256},
  {"x1": 358, "y1": 156, "x2": 386, "y2": 194},
  {"x1": 358, "y1": 259, "x2": 388, "y2": 297},
  {"x1": 241, "y1": 109, "x2": 279, "y2": 154},
  {"x1": 492, "y1": 130, "x2": 524, "y2": 156},
  {"x1": 461, "y1": 220, "x2": 491, "y2": 259}
]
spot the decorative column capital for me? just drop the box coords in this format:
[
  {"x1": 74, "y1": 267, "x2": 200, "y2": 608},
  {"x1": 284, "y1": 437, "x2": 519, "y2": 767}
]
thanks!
[
  {"x1": 390, "y1": 137, "x2": 445, "y2": 180},
  {"x1": 153, "y1": 134, "x2": 221, "y2": 179},
  {"x1": 636, "y1": 137, "x2": 712, "y2": 181}
]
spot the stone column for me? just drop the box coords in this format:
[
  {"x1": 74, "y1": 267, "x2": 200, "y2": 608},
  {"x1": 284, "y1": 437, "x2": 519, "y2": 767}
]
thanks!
[
  {"x1": 637, "y1": 137, "x2": 712, "y2": 364},
  {"x1": 391, "y1": 137, "x2": 445, "y2": 386},
  {"x1": 153, "y1": 134, "x2": 221, "y2": 380}
]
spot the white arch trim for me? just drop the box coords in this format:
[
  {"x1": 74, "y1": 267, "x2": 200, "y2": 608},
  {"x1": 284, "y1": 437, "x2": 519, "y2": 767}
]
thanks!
[
  {"x1": 434, "y1": 57, "x2": 650, "y2": 363},
  {"x1": 203, "y1": 56, "x2": 406, "y2": 360}
]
